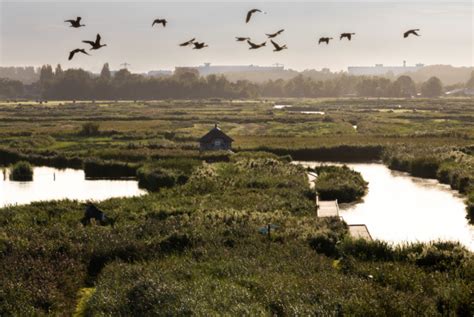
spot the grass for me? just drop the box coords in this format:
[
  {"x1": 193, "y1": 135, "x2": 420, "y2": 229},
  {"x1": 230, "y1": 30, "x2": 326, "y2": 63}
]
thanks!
[{"x1": 0, "y1": 97, "x2": 473, "y2": 314}]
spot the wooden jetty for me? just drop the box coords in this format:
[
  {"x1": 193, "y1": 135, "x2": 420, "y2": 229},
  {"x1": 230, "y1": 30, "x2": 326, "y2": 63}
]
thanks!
[
  {"x1": 348, "y1": 224, "x2": 373, "y2": 241},
  {"x1": 315, "y1": 195, "x2": 339, "y2": 217},
  {"x1": 315, "y1": 195, "x2": 373, "y2": 241}
]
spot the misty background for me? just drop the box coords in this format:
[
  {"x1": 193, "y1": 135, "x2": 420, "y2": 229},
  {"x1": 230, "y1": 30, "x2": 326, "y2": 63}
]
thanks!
[{"x1": 1, "y1": 1, "x2": 472, "y2": 73}]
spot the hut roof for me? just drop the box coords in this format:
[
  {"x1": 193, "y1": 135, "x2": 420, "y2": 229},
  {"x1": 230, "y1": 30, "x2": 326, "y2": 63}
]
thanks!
[{"x1": 199, "y1": 125, "x2": 234, "y2": 143}]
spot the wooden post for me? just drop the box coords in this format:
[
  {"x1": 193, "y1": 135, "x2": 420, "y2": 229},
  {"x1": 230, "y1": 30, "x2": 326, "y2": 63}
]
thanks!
[{"x1": 316, "y1": 195, "x2": 319, "y2": 217}]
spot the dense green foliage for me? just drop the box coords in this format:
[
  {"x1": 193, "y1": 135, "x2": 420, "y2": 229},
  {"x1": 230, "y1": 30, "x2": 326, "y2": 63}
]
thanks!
[
  {"x1": 9, "y1": 161, "x2": 33, "y2": 181},
  {"x1": 312, "y1": 165, "x2": 368, "y2": 203},
  {"x1": 1, "y1": 156, "x2": 472, "y2": 315},
  {"x1": 1, "y1": 64, "x2": 462, "y2": 99},
  {"x1": 137, "y1": 158, "x2": 201, "y2": 191},
  {"x1": 0, "y1": 83, "x2": 473, "y2": 315}
]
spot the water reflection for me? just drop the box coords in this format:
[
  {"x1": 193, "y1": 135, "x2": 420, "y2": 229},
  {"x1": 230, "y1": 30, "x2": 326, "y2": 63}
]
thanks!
[
  {"x1": 300, "y1": 162, "x2": 474, "y2": 251},
  {"x1": 0, "y1": 167, "x2": 146, "y2": 207}
]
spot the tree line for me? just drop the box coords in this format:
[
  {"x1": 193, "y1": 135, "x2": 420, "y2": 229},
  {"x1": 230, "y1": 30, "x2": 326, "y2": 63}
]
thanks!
[{"x1": 1, "y1": 63, "x2": 473, "y2": 100}]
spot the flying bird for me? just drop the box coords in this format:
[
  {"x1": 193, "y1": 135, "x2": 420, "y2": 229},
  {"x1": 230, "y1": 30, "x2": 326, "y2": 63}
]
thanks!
[
  {"x1": 179, "y1": 38, "x2": 196, "y2": 46},
  {"x1": 404, "y1": 29, "x2": 420, "y2": 38},
  {"x1": 236, "y1": 37, "x2": 251, "y2": 42},
  {"x1": 82, "y1": 34, "x2": 107, "y2": 50},
  {"x1": 152, "y1": 18, "x2": 167, "y2": 27},
  {"x1": 270, "y1": 40, "x2": 287, "y2": 52},
  {"x1": 64, "y1": 17, "x2": 85, "y2": 28},
  {"x1": 340, "y1": 33, "x2": 355, "y2": 41},
  {"x1": 193, "y1": 42, "x2": 208, "y2": 49},
  {"x1": 247, "y1": 40, "x2": 266, "y2": 49},
  {"x1": 68, "y1": 49, "x2": 89, "y2": 61},
  {"x1": 246, "y1": 9, "x2": 265, "y2": 23},
  {"x1": 318, "y1": 37, "x2": 333, "y2": 45},
  {"x1": 266, "y1": 29, "x2": 284, "y2": 38}
]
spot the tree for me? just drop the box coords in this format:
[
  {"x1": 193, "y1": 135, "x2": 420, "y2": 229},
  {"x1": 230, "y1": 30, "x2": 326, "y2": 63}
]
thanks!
[
  {"x1": 55, "y1": 64, "x2": 63, "y2": 77},
  {"x1": 100, "y1": 63, "x2": 111, "y2": 80},
  {"x1": 466, "y1": 71, "x2": 474, "y2": 89},
  {"x1": 421, "y1": 76, "x2": 443, "y2": 97},
  {"x1": 39, "y1": 65, "x2": 54, "y2": 84},
  {"x1": 391, "y1": 75, "x2": 416, "y2": 97}
]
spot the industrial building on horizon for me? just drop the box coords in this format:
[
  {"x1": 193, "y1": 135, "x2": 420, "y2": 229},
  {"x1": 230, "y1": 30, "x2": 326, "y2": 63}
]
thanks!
[
  {"x1": 175, "y1": 62, "x2": 285, "y2": 76},
  {"x1": 348, "y1": 61, "x2": 425, "y2": 76}
]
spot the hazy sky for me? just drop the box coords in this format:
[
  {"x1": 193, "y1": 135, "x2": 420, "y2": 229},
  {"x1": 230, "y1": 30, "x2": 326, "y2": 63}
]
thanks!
[{"x1": 0, "y1": 1, "x2": 472, "y2": 73}]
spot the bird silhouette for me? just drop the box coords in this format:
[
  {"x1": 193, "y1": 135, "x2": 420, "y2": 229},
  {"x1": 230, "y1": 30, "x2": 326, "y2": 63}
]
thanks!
[
  {"x1": 68, "y1": 49, "x2": 89, "y2": 60},
  {"x1": 152, "y1": 19, "x2": 167, "y2": 27},
  {"x1": 179, "y1": 38, "x2": 196, "y2": 46},
  {"x1": 82, "y1": 34, "x2": 107, "y2": 50},
  {"x1": 318, "y1": 37, "x2": 333, "y2": 45},
  {"x1": 64, "y1": 17, "x2": 85, "y2": 28},
  {"x1": 193, "y1": 42, "x2": 208, "y2": 49},
  {"x1": 246, "y1": 9, "x2": 265, "y2": 23},
  {"x1": 270, "y1": 40, "x2": 287, "y2": 52},
  {"x1": 266, "y1": 29, "x2": 284, "y2": 38},
  {"x1": 247, "y1": 40, "x2": 266, "y2": 49},
  {"x1": 340, "y1": 33, "x2": 355, "y2": 41},
  {"x1": 236, "y1": 37, "x2": 251, "y2": 42},
  {"x1": 404, "y1": 29, "x2": 420, "y2": 38}
]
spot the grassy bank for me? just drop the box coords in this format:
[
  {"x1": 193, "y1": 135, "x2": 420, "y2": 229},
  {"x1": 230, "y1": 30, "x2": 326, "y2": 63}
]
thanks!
[{"x1": 0, "y1": 155, "x2": 473, "y2": 315}]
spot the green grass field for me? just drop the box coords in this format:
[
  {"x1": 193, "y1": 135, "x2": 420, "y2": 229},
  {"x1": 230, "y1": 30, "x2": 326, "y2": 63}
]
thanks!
[{"x1": 0, "y1": 98, "x2": 473, "y2": 315}]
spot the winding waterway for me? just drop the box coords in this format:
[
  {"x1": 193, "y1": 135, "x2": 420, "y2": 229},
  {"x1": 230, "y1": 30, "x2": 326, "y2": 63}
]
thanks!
[
  {"x1": 0, "y1": 167, "x2": 145, "y2": 208},
  {"x1": 299, "y1": 162, "x2": 474, "y2": 251}
]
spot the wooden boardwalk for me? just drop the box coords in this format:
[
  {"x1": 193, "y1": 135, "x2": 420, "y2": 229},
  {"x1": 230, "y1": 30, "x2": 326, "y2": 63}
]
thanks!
[
  {"x1": 348, "y1": 224, "x2": 373, "y2": 240},
  {"x1": 316, "y1": 196, "x2": 339, "y2": 217}
]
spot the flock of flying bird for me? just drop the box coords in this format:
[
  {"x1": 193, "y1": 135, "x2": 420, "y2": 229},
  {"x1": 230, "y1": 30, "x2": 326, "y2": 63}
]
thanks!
[{"x1": 65, "y1": 9, "x2": 421, "y2": 61}]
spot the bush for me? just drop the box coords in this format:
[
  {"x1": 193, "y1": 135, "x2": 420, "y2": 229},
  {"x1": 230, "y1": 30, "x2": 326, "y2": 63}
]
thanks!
[
  {"x1": 84, "y1": 159, "x2": 138, "y2": 179},
  {"x1": 313, "y1": 165, "x2": 368, "y2": 203},
  {"x1": 79, "y1": 122, "x2": 100, "y2": 136},
  {"x1": 137, "y1": 166, "x2": 177, "y2": 191},
  {"x1": 308, "y1": 231, "x2": 340, "y2": 257},
  {"x1": 9, "y1": 161, "x2": 33, "y2": 181}
]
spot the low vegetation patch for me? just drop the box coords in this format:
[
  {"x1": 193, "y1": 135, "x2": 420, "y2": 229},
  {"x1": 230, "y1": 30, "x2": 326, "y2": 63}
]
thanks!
[
  {"x1": 312, "y1": 165, "x2": 368, "y2": 203},
  {"x1": 9, "y1": 161, "x2": 33, "y2": 181}
]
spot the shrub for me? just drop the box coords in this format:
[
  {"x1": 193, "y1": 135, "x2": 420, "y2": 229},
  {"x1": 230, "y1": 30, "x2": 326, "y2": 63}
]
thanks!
[
  {"x1": 339, "y1": 238, "x2": 395, "y2": 261},
  {"x1": 84, "y1": 159, "x2": 138, "y2": 179},
  {"x1": 313, "y1": 165, "x2": 368, "y2": 203},
  {"x1": 308, "y1": 231, "x2": 340, "y2": 257},
  {"x1": 137, "y1": 166, "x2": 177, "y2": 191},
  {"x1": 9, "y1": 161, "x2": 33, "y2": 181},
  {"x1": 79, "y1": 122, "x2": 100, "y2": 136}
]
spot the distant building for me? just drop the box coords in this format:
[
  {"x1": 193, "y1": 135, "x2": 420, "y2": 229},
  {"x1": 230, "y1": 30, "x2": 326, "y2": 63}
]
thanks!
[
  {"x1": 348, "y1": 61, "x2": 425, "y2": 76},
  {"x1": 199, "y1": 124, "x2": 233, "y2": 151},
  {"x1": 176, "y1": 63, "x2": 284, "y2": 76},
  {"x1": 147, "y1": 70, "x2": 173, "y2": 77}
]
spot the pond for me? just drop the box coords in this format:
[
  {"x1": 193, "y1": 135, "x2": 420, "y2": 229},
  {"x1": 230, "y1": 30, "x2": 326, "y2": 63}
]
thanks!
[
  {"x1": 299, "y1": 162, "x2": 474, "y2": 251},
  {"x1": 0, "y1": 166, "x2": 146, "y2": 208}
]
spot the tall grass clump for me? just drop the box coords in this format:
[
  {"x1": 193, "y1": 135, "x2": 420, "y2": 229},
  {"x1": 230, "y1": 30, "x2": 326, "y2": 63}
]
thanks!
[
  {"x1": 9, "y1": 161, "x2": 33, "y2": 181},
  {"x1": 313, "y1": 165, "x2": 368, "y2": 203}
]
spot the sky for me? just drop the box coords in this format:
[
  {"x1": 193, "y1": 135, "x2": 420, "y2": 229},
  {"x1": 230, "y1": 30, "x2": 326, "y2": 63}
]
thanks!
[{"x1": 0, "y1": 1, "x2": 472, "y2": 73}]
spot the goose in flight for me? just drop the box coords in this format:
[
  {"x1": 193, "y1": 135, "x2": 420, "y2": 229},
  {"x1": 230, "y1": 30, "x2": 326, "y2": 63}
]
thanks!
[
  {"x1": 404, "y1": 29, "x2": 420, "y2": 38},
  {"x1": 246, "y1": 9, "x2": 265, "y2": 23},
  {"x1": 340, "y1": 33, "x2": 355, "y2": 41},
  {"x1": 318, "y1": 37, "x2": 333, "y2": 45},
  {"x1": 68, "y1": 49, "x2": 89, "y2": 60},
  {"x1": 247, "y1": 40, "x2": 266, "y2": 49},
  {"x1": 270, "y1": 40, "x2": 287, "y2": 52},
  {"x1": 179, "y1": 38, "x2": 196, "y2": 46},
  {"x1": 266, "y1": 29, "x2": 284, "y2": 38},
  {"x1": 193, "y1": 42, "x2": 208, "y2": 49},
  {"x1": 236, "y1": 37, "x2": 251, "y2": 42},
  {"x1": 65, "y1": 17, "x2": 85, "y2": 28},
  {"x1": 152, "y1": 18, "x2": 167, "y2": 27},
  {"x1": 82, "y1": 34, "x2": 107, "y2": 50}
]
